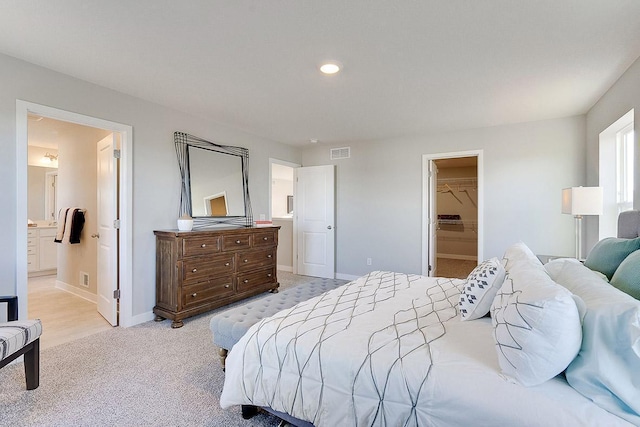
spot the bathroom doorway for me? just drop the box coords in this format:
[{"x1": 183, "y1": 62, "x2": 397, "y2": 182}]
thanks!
[
  {"x1": 17, "y1": 100, "x2": 134, "y2": 338},
  {"x1": 26, "y1": 115, "x2": 117, "y2": 347}
]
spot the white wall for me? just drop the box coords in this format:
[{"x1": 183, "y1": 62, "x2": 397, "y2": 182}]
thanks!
[
  {"x1": 586, "y1": 56, "x2": 640, "y2": 247},
  {"x1": 0, "y1": 53, "x2": 301, "y2": 320},
  {"x1": 56, "y1": 132, "x2": 99, "y2": 294},
  {"x1": 302, "y1": 116, "x2": 586, "y2": 277}
]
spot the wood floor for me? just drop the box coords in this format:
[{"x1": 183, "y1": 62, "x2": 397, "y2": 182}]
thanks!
[{"x1": 28, "y1": 275, "x2": 113, "y2": 350}]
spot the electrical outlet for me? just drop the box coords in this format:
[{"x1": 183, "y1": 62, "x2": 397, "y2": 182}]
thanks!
[{"x1": 366, "y1": 258, "x2": 372, "y2": 266}]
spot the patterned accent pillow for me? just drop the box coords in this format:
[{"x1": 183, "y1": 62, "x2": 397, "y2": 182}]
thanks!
[
  {"x1": 490, "y1": 260, "x2": 582, "y2": 387},
  {"x1": 459, "y1": 257, "x2": 506, "y2": 321}
]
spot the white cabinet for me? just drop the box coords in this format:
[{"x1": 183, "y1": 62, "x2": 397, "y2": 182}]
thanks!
[
  {"x1": 27, "y1": 227, "x2": 58, "y2": 276},
  {"x1": 27, "y1": 229, "x2": 38, "y2": 273}
]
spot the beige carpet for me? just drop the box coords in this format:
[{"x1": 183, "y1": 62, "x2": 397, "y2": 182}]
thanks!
[
  {"x1": 436, "y1": 258, "x2": 477, "y2": 279},
  {"x1": 0, "y1": 272, "x2": 347, "y2": 427}
]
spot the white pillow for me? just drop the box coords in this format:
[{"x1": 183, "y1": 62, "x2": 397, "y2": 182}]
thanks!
[
  {"x1": 555, "y1": 261, "x2": 640, "y2": 425},
  {"x1": 490, "y1": 260, "x2": 582, "y2": 387},
  {"x1": 459, "y1": 257, "x2": 506, "y2": 321},
  {"x1": 502, "y1": 241, "x2": 542, "y2": 271}
]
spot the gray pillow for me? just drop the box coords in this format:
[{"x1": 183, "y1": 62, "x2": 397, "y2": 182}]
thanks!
[
  {"x1": 584, "y1": 237, "x2": 640, "y2": 280},
  {"x1": 610, "y1": 249, "x2": 640, "y2": 300}
]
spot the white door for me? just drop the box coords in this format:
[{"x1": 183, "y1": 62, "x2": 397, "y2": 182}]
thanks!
[
  {"x1": 97, "y1": 134, "x2": 119, "y2": 325},
  {"x1": 294, "y1": 165, "x2": 335, "y2": 278},
  {"x1": 428, "y1": 161, "x2": 438, "y2": 277}
]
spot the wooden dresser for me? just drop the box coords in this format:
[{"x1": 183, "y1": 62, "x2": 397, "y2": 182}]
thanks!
[{"x1": 153, "y1": 226, "x2": 280, "y2": 328}]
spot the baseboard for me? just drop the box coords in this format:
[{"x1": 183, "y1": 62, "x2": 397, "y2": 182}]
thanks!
[
  {"x1": 277, "y1": 265, "x2": 293, "y2": 272},
  {"x1": 437, "y1": 253, "x2": 477, "y2": 261},
  {"x1": 55, "y1": 280, "x2": 97, "y2": 304},
  {"x1": 28, "y1": 269, "x2": 57, "y2": 278}
]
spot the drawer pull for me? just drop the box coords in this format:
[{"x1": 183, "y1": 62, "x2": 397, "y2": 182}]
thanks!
[
  {"x1": 267, "y1": 273, "x2": 272, "y2": 277},
  {"x1": 225, "y1": 262, "x2": 230, "y2": 266},
  {"x1": 236, "y1": 240, "x2": 241, "y2": 244},
  {"x1": 243, "y1": 259, "x2": 249, "y2": 263},
  {"x1": 263, "y1": 237, "x2": 268, "y2": 241},
  {"x1": 191, "y1": 293, "x2": 197, "y2": 298},
  {"x1": 201, "y1": 243, "x2": 206, "y2": 248},
  {"x1": 224, "y1": 284, "x2": 230, "y2": 288},
  {"x1": 243, "y1": 279, "x2": 249, "y2": 284},
  {"x1": 192, "y1": 268, "x2": 197, "y2": 273},
  {"x1": 267, "y1": 254, "x2": 272, "y2": 258}
]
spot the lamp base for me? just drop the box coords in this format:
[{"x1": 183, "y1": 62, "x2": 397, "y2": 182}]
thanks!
[{"x1": 574, "y1": 215, "x2": 583, "y2": 261}]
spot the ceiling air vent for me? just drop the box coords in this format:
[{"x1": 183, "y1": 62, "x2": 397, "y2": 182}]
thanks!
[{"x1": 330, "y1": 147, "x2": 351, "y2": 160}]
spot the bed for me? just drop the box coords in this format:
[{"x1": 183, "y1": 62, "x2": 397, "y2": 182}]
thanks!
[{"x1": 220, "y1": 211, "x2": 640, "y2": 426}]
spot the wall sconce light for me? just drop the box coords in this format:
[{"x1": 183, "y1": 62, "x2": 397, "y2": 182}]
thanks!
[
  {"x1": 41, "y1": 152, "x2": 58, "y2": 164},
  {"x1": 562, "y1": 186, "x2": 603, "y2": 260}
]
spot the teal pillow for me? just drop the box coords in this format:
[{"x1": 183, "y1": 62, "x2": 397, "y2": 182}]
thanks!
[
  {"x1": 610, "y1": 249, "x2": 640, "y2": 300},
  {"x1": 584, "y1": 237, "x2": 640, "y2": 280}
]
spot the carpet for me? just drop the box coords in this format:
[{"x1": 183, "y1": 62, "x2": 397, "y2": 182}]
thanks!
[{"x1": 0, "y1": 273, "x2": 348, "y2": 427}]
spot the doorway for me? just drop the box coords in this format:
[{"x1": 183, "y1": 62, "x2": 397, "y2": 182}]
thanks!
[
  {"x1": 26, "y1": 116, "x2": 116, "y2": 345},
  {"x1": 16, "y1": 100, "x2": 134, "y2": 329},
  {"x1": 269, "y1": 159, "x2": 299, "y2": 272},
  {"x1": 422, "y1": 150, "x2": 483, "y2": 278}
]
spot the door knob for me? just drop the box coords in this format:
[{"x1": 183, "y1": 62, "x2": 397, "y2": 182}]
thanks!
[
  {"x1": 327, "y1": 225, "x2": 332, "y2": 230},
  {"x1": 91, "y1": 233, "x2": 100, "y2": 238}
]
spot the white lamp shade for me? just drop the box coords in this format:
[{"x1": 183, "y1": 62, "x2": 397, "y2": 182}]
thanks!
[{"x1": 562, "y1": 187, "x2": 603, "y2": 216}]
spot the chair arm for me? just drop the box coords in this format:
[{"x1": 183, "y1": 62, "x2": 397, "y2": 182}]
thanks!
[{"x1": 0, "y1": 295, "x2": 18, "y2": 321}]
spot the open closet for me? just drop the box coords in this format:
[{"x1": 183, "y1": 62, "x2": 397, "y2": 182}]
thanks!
[{"x1": 434, "y1": 157, "x2": 478, "y2": 278}]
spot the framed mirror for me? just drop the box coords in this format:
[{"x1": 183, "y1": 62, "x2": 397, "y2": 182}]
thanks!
[{"x1": 175, "y1": 132, "x2": 253, "y2": 228}]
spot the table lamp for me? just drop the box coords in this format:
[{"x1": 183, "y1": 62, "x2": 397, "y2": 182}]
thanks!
[{"x1": 562, "y1": 187, "x2": 603, "y2": 260}]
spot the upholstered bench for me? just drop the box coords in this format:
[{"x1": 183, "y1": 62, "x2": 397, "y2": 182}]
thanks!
[
  {"x1": 210, "y1": 278, "x2": 346, "y2": 369},
  {"x1": 0, "y1": 296, "x2": 42, "y2": 390}
]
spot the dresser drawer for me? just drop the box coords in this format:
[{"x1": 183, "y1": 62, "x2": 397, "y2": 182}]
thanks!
[
  {"x1": 182, "y1": 277, "x2": 235, "y2": 309},
  {"x1": 27, "y1": 238, "x2": 37, "y2": 247},
  {"x1": 182, "y1": 236, "x2": 221, "y2": 257},
  {"x1": 252, "y1": 230, "x2": 277, "y2": 248},
  {"x1": 222, "y1": 234, "x2": 251, "y2": 251},
  {"x1": 181, "y1": 254, "x2": 234, "y2": 284},
  {"x1": 237, "y1": 266, "x2": 276, "y2": 292},
  {"x1": 237, "y1": 248, "x2": 276, "y2": 272}
]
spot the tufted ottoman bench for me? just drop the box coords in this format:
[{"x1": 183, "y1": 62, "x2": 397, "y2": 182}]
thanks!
[{"x1": 210, "y1": 277, "x2": 347, "y2": 369}]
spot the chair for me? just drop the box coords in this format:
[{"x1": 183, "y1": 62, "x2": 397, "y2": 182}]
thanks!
[{"x1": 0, "y1": 296, "x2": 42, "y2": 389}]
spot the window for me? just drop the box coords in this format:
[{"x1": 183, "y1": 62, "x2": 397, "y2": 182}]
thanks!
[
  {"x1": 599, "y1": 109, "x2": 634, "y2": 239},
  {"x1": 616, "y1": 123, "x2": 634, "y2": 214}
]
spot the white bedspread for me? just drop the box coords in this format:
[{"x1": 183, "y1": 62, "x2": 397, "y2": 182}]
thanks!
[{"x1": 220, "y1": 271, "x2": 632, "y2": 427}]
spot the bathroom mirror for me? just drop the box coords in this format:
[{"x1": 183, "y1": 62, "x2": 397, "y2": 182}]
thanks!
[{"x1": 175, "y1": 132, "x2": 253, "y2": 228}]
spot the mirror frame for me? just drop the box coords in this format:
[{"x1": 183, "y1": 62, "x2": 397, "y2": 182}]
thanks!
[{"x1": 175, "y1": 131, "x2": 253, "y2": 228}]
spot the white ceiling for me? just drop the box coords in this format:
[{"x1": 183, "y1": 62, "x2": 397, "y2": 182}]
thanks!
[
  {"x1": 27, "y1": 114, "x2": 111, "y2": 149},
  {"x1": 2, "y1": 1, "x2": 640, "y2": 146}
]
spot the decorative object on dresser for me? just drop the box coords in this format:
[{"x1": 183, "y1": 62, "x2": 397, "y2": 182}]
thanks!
[{"x1": 153, "y1": 227, "x2": 280, "y2": 328}]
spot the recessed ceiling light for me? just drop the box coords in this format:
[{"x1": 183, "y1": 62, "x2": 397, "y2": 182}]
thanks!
[{"x1": 319, "y1": 61, "x2": 342, "y2": 75}]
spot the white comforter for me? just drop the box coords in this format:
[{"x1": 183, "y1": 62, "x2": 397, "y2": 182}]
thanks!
[{"x1": 220, "y1": 271, "x2": 632, "y2": 427}]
